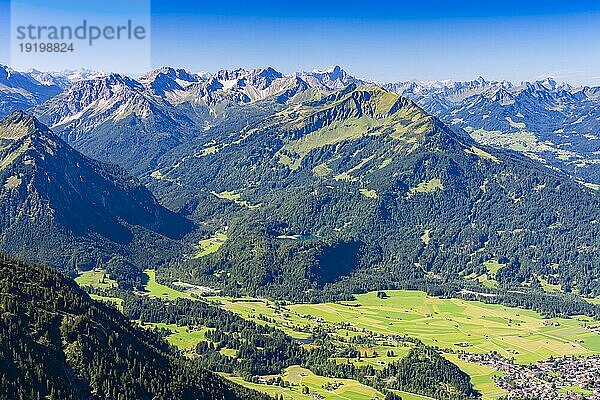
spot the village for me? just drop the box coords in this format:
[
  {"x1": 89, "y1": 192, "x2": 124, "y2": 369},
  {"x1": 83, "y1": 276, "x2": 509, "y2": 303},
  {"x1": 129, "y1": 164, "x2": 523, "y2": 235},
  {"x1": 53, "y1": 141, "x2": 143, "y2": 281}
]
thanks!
[{"x1": 460, "y1": 353, "x2": 600, "y2": 399}]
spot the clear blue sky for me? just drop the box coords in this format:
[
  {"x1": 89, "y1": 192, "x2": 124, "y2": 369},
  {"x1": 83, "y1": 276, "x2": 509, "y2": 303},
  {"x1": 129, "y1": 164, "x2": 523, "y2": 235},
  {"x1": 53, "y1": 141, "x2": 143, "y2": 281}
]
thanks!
[{"x1": 1, "y1": 0, "x2": 600, "y2": 84}]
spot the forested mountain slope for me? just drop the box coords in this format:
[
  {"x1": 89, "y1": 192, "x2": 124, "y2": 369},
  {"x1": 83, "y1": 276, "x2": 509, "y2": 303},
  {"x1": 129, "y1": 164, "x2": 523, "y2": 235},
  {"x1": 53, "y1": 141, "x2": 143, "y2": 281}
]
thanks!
[
  {"x1": 0, "y1": 253, "x2": 270, "y2": 400},
  {"x1": 146, "y1": 84, "x2": 600, "y2": 300},
  {"x1": 0, "y1": 111, "x2": 193, "y2": 278}
]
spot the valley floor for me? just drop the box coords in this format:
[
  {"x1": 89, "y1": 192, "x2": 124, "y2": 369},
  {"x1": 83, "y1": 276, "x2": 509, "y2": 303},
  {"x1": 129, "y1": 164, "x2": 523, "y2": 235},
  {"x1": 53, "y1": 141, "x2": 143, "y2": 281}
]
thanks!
[
  {"x1": 207, "y1": 291, "x2": 599, "y2": 399},
  {"x1": 77, "y1": 269, "x2": 600, "y2": 400}
]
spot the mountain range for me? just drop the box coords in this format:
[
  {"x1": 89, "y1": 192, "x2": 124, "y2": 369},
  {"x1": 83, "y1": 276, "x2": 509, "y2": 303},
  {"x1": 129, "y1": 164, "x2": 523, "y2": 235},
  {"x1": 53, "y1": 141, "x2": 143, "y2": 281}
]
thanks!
[
  {"x1": 1, "y1": 64, "x2": 597, "y2": 184},
  {"x1": 386, "y1": 77, "x2": 600, "y2": 184},
  {"x1": 0, "y1": 65, "x2": 63, "y2": 119},
  {"x1": 0, "y1": 64, "x2": 599, "y2": 302},
  {"x1": 142, "y1": 83, "x2": 599, "y2": 301}
]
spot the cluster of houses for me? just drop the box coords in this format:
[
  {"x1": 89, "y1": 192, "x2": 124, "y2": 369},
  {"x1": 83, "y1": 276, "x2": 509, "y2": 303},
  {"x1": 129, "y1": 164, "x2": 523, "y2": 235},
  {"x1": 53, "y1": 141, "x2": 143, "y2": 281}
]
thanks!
[
  {"x1": 585, "y1": 324, "x2": 600, "y2": 334},
  {"x1": 459, "y1": 353, "x2": 599, "y2": 399}
]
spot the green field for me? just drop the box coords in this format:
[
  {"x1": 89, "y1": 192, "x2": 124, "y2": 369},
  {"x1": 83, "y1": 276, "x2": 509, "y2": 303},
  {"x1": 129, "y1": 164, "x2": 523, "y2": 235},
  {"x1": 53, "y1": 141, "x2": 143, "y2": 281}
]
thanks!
[
  {"x1": 469, "y1": 128, "x2": 575, "y2": 161},
  {"x1": 141, "y1": 269, "x2": 195, "y2": 300},
  {"x1": 75, "y1": 268, "x2": 195, "y2": 302},
  {"x1": 212, "y1": 190, "x2": 260, "y2": 208},
  {"x1": 536, "y1": 275, "x2": 562, "y2": 292},
  {"x1": 408, "y1": 178, "x2": 444, "y2": 197},
  {"x1": 358, "y1": 188, "x2": 378, "y2": 198},
  {"x1": 194, "y1": 232, "x2": 228, "y2": 258},
  {"x1": 75, "y1": 270, "x2": 123, "y2": 310},
  {"x1": 444, "y1": 354, "x2": 507, "y2": 399},
  {"x1": 289, "y1": 291, "x2": 600, "y2": 363},
  {"x1": 466, "y1": 260, "x2": 505, "y2": 289},
  {"x1": 214, "y1": 290, "x2": 600, "y2": 364},
  {"x1": 225, "y1": 365, "x2": 384, "y2": 400},
  {"x1": 89, "y1": 294, "x2": 123, "y2": 311},
  {"x1": 557, "y1": 385, "x2": 594, "y2": 397},
  {"x1": 78, "y1": 269, "x2": 209, "y2": 351},
  {"x1": 140, "y1": 322, "x2": 209, "y2": 351},
  {"x1": 138, "y1": 321, "x2": 241, "y2": 358},
  {"x1": 483, "y1": 260, "x2": 504, "y2": 275},
  {"x1": 206, "y1": 296, "x2": 314, "y2": 340},
  {"x1": 208, "y1": 290, "x2": 600, "y2": 400},
  {"x1": 468, "y1": 261, "x2": 566, "y2": 293},
  {"x1": 586, "y1": 297, "x2": 600, "y2": 305},
  {"x1": 75, "y1": 269, "x2": 117, "y2": 289}
]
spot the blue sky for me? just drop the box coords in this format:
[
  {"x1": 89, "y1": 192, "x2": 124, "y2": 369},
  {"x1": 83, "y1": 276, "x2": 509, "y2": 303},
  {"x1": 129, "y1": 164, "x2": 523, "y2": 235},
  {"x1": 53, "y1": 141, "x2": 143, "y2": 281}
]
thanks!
[{"x1": 1, "y1": 0, "x2": 600, "y2": 84}]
